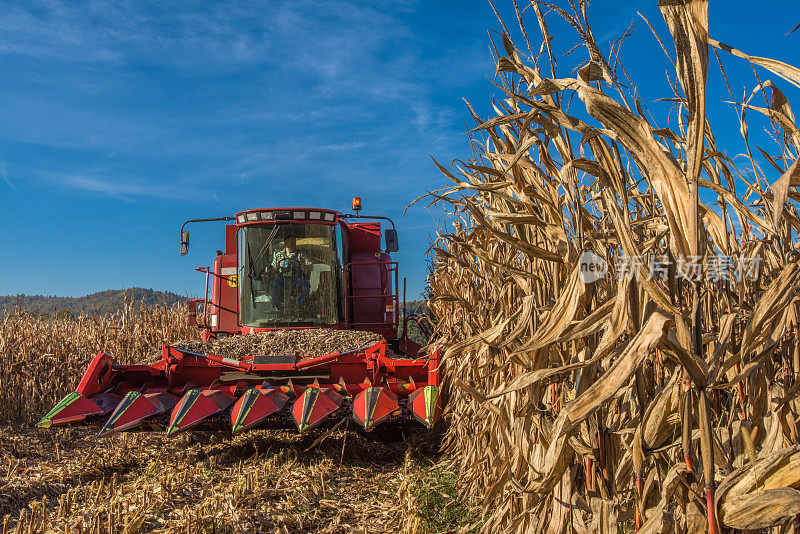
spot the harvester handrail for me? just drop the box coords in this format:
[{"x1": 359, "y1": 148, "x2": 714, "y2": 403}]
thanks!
[{"x1": 193, "y1": 267, "x2": 238, "y2": 330}]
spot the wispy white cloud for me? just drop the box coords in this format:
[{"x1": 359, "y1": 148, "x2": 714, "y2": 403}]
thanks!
[
  {"x1": 0, "y1": 0, "x2": 421, "y2": 75},
  {"x1": 50, "y1": 173, "x2": 199, "y2": 202},
  {"x1": 317, "y1": 142, "x2": 366, "y2": 151},
  {"x1": 411, "y1": 101, "x2": 458, "y2": 133},
  {"x1": 0, "y1": 161, "x2": 16, "y2": 192},
  {"x1": 0, "y1": 0, "x2": 484, "y2": 202},
  {"x1": 0, "y1": 0, "x2": 273, "y2": 66}
]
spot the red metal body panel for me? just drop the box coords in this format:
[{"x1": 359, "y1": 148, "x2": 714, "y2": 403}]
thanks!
[
  {"x1": 347, "y1": 222, "x2": 381, "y2": 252},
  {"x1": 292, "y1": 387, "x2": 343, "y2": 432},
  {"x1": 352, "y1": 387, "x2": 399, "y2": 431},
  {"x1": 230, "y1": 387, "x2": 289, "y2": 433},
  {"x1": 76, "y1": 353, "x2": 115, "y2": 397},
  {"x1": 348, "y1": 253, "x2": 394, "y2": 327},
  {"x1": 225, "y1": 225, "x2": 237, "y2": 254},
  {"x1": 167, "y1": 389, "x2": 236, "y2": 435},
  {"x1": 99, "y1": 392, "x2": 178, "y2": 436},
  {"x1": 210, "y1": 254, "x2": 238, "y2": 334}
]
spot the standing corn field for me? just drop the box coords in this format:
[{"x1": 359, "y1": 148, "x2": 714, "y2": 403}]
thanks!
[
  {"x1": 0, "y1": 296, "x2": 197, "y2": 425},
  {"x1": 425, "y1": 1, "x2": 800, "y2": 532}
]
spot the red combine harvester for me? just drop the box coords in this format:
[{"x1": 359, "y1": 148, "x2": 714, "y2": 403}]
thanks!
[{"x1": 37, "y1": 198, "x2": 440, "y2": 437}]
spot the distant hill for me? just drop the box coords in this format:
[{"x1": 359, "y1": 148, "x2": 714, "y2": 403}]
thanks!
[
  {"x1": 0, "y1": 289, "x2": 427, "y2": 320},
  {"x1": 0, "y1": 288, "x2": 189, "y2": 317}
]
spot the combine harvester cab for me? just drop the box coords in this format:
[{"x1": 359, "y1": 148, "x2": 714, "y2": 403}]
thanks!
[{"x1": 38, "y1": 199, "x2": 441, "y2": 437}]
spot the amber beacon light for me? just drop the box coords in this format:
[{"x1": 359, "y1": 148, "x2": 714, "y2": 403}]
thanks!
[{"x1": 352, "y1": 196, "x2": 362, "y2": 212}]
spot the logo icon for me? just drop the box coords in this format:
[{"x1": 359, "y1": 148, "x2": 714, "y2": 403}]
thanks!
[{"x1": 578, "y1": 251, "x2": 607, "y2": 283}]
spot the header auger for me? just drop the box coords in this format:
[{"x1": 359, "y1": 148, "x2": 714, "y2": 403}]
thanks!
[{"x1": 37, "y1": 200, "x2": 440, "y2": 438}]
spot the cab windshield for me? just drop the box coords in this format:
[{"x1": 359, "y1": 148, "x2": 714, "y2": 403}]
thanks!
[{"x1": 238, "y1": 223, "x2": 339, "y2": 327}]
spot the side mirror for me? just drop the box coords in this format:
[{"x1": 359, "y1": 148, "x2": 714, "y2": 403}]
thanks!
[
  {"x1": 180, "y1": 230, "x2": 190, "y2": 256},
  {"x1": 385, "y1": 229, "x2": 399, "y2": 253}
]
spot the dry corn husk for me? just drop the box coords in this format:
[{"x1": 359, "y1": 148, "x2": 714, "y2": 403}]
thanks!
[
  {"x1": 716, "y1": 446, "x2": 800, "y2": 528},
  {"x1": 426, "y1": 1, "x2": 800, "y2": 531}
]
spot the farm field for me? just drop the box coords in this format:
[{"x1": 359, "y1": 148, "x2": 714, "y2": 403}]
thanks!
[
  {"x1": 0, "y1": 304, "x2": 473, "y2": 533},
  {"x1": 0, "y1": 425, "x2": 460, "y2": 533},
  {"x1": 5, "y1": 0, "x2": 800, "y2": 532}
]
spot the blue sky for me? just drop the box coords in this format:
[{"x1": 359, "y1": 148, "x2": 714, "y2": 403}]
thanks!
[{"x1": 0, "y1": 1, "x2": 798, "y2": 300}]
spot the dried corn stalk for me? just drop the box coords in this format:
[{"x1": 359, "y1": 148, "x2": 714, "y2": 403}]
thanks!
[
  {"x1": 425, "y1": 1, "x2": 800, "y2": 532},
  {"x1": 0, "y1": 295, "x2": 197, "y2": 424}
]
